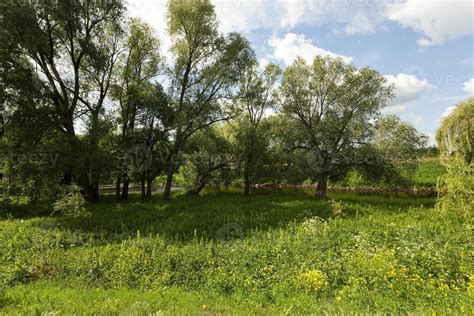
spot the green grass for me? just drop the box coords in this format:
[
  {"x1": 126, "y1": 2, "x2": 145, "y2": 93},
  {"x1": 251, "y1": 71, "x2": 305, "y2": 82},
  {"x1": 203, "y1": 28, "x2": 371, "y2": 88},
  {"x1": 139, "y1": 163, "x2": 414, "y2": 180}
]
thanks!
[
  {"x1": 1, "y1": 190, "x2": 473, "y2": 314},
  {"x1": 414, "y1": 158, "x2": 447, "y2": 187}
]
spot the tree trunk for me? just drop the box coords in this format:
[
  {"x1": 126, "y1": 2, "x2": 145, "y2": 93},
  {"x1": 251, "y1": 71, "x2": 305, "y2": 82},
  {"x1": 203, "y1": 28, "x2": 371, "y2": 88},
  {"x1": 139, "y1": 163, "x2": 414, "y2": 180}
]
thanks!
[
  {"x1": 243, "y1": 167, "x2": 251, "y2": 196},
  {"x1": 315, "y1": 172, "x2": 328, "y2": 198},
  {"x1": 140, "y1": 172, "x2": 146, "y2": 200},
  {"x1": 121, "y1": 178, "x2": 130, "y2": 200},
  {"x1": 146, "y1": 177, "x2": 153, "y2": 198},
  {"x1": 189, "y1": 180, "x2": 207, "y2": 196},
  {"x1": 60, "y1": 170, "x2": 73, "y2": 186},
  {"x1": 78, "y1": 173, "x2": 99, "y2": 203},
  {"x1": 115, "y1": 175, "x2": 121, "y2": 200},
  {"x1": 163, "y1": 164, "x2": 174, "y2": 201},
  {"x1": 91, "y1": 182, "x2": 99, "y2": 203},
  {"x1": 60, "y1": 158, "x2": 74, "y2": 187}
]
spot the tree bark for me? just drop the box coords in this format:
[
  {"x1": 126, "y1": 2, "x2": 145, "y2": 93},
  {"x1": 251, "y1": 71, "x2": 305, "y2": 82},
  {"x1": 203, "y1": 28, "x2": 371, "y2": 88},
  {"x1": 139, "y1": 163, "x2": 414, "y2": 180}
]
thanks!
[
  {"x1": 189, "y1": 180, "x2": 207, "y2": 196},
  {"x1": 315, "y1": 172, "x2": 328, "y2": 198},
  {"x1": 163, "y1": 164, "x2": 174, "y2": 201},
  {"x1": 91, "y1": 182, "x2": 99, "y2": 203},
  {"x1": 243, "y1": 166, "x2": 251, "y2": 196},
  {"x1": 121, "y1": 178, "x2": 130, "y2": 200},
  {"x1": 115, "y1": 175, "x2": 121, "y2": 200},
  {"x1": 79, "y1": 178, "x2": 99, "y2": 203},
  {"x1": 140, "y1": 172, "x2": 146, "y2": 200},
  {"x1": 146, "y1": 177, "x2": 153, "y2": 198},
  {"x1": 60, "y1": 170, "x2": 73, "y2": 186}
]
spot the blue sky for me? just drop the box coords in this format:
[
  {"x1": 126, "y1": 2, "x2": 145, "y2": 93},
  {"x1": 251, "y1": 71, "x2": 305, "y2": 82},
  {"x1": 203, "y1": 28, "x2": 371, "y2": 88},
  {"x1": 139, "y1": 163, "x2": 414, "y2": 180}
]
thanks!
[{"x1": 128, "y1": 0, "x2": 474, "y2": 144}]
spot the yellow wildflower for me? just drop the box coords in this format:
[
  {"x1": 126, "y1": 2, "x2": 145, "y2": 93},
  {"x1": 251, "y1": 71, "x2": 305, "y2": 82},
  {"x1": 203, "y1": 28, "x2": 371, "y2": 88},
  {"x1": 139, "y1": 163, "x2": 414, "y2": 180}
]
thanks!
[{"x1": 295, "y1": 269, "x2": 329, "y2": 292}]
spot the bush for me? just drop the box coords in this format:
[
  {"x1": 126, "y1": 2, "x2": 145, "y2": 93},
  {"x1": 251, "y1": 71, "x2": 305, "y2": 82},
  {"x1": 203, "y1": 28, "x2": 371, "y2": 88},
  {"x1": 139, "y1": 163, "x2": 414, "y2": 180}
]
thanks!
[
  {"x1": 436, "y1": 157, "x2": 473, "y2": 221},
  {"x1": 52, "y1": 185, "x2": 90, "y2": 218},
  {"x1": 345, "y1": 170, "x2": 366, "y2": 187}
]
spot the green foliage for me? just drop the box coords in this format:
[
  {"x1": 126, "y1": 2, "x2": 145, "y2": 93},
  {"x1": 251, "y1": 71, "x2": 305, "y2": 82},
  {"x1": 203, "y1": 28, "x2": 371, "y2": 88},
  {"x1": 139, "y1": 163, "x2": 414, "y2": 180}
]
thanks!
[
  {"x1": 52, "y1": 186, "x2": 90, "y2": 218},
  {"x1": 294, "y1": 270, "x2": 329, "y2": 293},
  {"x1": 231, "y1": 63, "x2": 281, "y2": 194},
  {"x1": 0, "y1": 135, "x2": 64, "y2": 202},
  {"x1": 181, "y1": 127, "x2": 232, "y2": 194},
  {"x1": 345, "y1": 170, "x2": 366, "y2": 187},
  {"x1": 279, "y1": 55, "x2": 393, "y2": 196},
  {"x1": 0, "y1": 0, "x2": 126, "y2": 202},
  {"x1": 1, "y1": 191, "x2": 472, "y2": 314},
  {"x1": 413, "y1": 159, "x2": 446, "y2": 186},
  {"x1": 436, "y1": 156, "x2": 473, "y2": 221},
  {"x1": 162, "y1": 0, "x2": 255, "y2": 199},
  {"x1": 373, "y1": 115, "x2": 428, "y2": 161},
  {"x1": 0, "y1": 2, "x2": 471, "y2": 313},
  {"x1": 329, "y1": 199, "x2": 345, "y2": 217},
  {"x1": 436, "y1": 97, "x2": 474, "y2": 163}
]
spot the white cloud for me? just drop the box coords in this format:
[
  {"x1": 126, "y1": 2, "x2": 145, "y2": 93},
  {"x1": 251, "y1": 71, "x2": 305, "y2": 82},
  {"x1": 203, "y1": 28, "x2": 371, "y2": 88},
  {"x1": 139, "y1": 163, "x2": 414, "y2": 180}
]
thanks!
[
  {"x1": 441, "y1": 106, "x2": 456, "y2": 119},
  {"x1": 463, "y1": 78, "x2": 474, "y2": 94},
  {"x1": 267, "y1": 33, "x2": 353, "y2": 66},
  {"x1": 385, "y1": 0, "x2": 474, "y2": 46},
  {"x1": 384, "y1": 73, "x2": 435, "y2": 106},
  {"x1": 425, "y1": 133, "x2": 436, "y2": 146},
  {"x1": 215, "y1": 0, "x2": 473, "y2": 46},
  {"x1": 213, "y1": 0, "x2": 385, "y2": 35},
  {"x1": 340, "y1": 12, "x2": 377, "y2": 35},
  {"x1": 258, "y1": 57, "x2": 270, "y2": 69},
  {"x1": 460, "y1": 57, "x2": 474, "y2": 65},
  {"x1": 126, "y1": 0, "x2": 172, "y2": 62},
  {"x1": 126, "y1": 0, "x2": 474, "y2": 53},
  {"x1": 381, "y1": 104, "x2": 407, "y2": 114}
]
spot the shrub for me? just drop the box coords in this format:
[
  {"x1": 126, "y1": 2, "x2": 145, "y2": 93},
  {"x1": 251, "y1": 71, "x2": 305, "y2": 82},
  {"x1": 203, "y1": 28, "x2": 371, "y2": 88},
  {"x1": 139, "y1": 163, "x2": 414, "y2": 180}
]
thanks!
[
  {"x1": 346, "y1": 170, "x2": 365, "y2": 187},
  {"x1": 436, "y1": 157, "x2": 473, "y2": 221},
  {"x1": 52, "y1": 185, "x2": 90, "y2": 218},
  {"x1": 329, "y1": 199, "x2": 345, "y2": 217}
]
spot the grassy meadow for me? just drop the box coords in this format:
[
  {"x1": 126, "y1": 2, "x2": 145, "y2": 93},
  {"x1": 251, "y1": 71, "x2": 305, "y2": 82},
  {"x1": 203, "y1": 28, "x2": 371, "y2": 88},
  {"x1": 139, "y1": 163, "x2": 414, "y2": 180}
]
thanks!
[{"x1": 1, "y1": 190, "x2": 472, "y2": 314}]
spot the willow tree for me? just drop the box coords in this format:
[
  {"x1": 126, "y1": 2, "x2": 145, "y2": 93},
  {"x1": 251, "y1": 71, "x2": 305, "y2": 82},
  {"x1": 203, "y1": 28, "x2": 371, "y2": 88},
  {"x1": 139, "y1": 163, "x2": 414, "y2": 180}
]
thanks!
[
  {"x1": 436, "y1": 98, "x2": 474, "y2": 163},
  {"x1": 0, "y1": 0, "x2": 125, "y2": 202},
  {"x1": 0, "y1": 25, "x2": 56, "y2": 194},
  {"x1": 279, "y1": 56, "x2": 392, "y2": 197},
  {"x1": 163, "y1": 0, "x2": 255, "y2": 200},
  {"x1": 182, "y1": 127, "x2": 233, "y2": 196},
  {"x1": 233, "y1": 63, "x2": 281, "y2": 195},
  {"x1": 373, "y1": 115, "x2": 427, "y2": 161},
  {"x1": 111, "y1": 18, "x2": 162, "y2": 200}
]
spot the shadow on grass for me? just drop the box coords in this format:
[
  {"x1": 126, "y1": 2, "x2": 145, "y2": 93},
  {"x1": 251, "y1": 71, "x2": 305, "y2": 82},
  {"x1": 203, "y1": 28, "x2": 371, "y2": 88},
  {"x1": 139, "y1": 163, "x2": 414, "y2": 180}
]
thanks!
[{"x1": 1, "y1": 189, "x2": 435, "y2": 244}]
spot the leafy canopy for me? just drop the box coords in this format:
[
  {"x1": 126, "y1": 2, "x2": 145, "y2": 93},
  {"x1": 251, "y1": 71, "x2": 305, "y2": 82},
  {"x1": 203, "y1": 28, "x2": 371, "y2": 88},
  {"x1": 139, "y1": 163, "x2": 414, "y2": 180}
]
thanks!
[{"x1": 436, "y1": 97, "x2": 474, "y2": 163}]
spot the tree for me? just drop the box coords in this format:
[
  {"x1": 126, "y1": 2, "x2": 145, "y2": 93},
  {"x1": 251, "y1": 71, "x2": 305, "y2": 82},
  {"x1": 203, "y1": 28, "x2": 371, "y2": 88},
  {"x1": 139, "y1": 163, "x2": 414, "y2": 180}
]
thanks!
[
  {"x1": 233, "y1": 63, "x2": 281, "y2": 195},
  {"x1": 356, "y1": 115, "x2": 427, "y2": 186},
  {"x1": 111, "y1": 18, "x2": 162, "y2": 200},
  {"x1": 278, "y1": 56, "x2": 393, "y2": 197},
  {"x1": 436, "y1": 98, "x2": 473, "y2": 163},
  {"x1": 0, "y1": 0, "x2": 125, "y2": 202},
  {"x1": 373, "y1": 115, "x2": 428, "y2": 161},
  {"x1": 0, "y1": 19, "x2": 62, "y2": 200},
  {"x1": 135, "y1": 83, "x2": 172, "y2": 200},
  {"x1": 181, "y1": 127, "x2": 233, "y2": 195},
  {"x1": 163, "y1": 0, "x2": 255, "y2": 200}
]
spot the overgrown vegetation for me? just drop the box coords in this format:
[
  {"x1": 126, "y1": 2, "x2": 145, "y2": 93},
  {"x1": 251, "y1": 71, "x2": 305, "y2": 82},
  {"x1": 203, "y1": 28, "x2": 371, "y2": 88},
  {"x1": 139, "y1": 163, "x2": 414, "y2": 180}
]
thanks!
[
  {"x1": 436, "y1": 157, "x2": 473, "y2": 221},
  {"x1": 1, "y1": 0, "x2": 433, "y2": 203},
  {"x1": 0, "y1": 191, "x2": 472, "y2": 314},
  {"x1": 0, "y1": 0, "x2": 472, "y2": 314}
]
